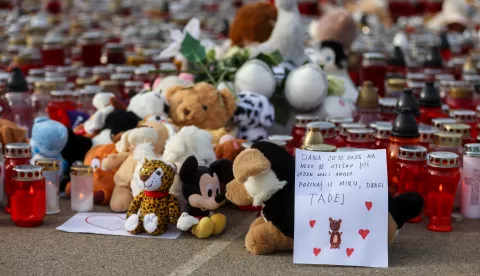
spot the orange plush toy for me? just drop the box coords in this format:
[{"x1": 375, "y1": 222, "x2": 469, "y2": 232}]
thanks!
[
  {"x1": 229, "y1": 2, "x2": 277, "y2": 47},
  {"x1": 65, "y1": 144, "x2": 117, "y2": 205},
  {"x1": 0, "y1": 119, "x2": 28, "y2": 149},
  {"x1": 214, "y1": 134, "x2": 246, "y2": 162}
]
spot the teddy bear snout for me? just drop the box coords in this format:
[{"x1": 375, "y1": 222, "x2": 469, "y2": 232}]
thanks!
[
  {"x1": 183, "y1": 108, "x2": 191, "y2": 116},
  {"x1": 140, "y1": 174, "x2": 150, "y2": 182}
]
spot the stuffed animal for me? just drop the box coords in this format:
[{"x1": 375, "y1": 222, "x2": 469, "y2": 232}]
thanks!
[
  {"x1": 29, "y1": 117, "x2": 68, "y2": 174},
  {"x1": 345, "y1": 0, "x2": 392, "y2": 28},
  {"x1": 233, "y1": 91, "x2": 275, "y2": 142},
  {"x1": 0, "y1": 118, "x2": 28, "y2": 149},
  {"x1": 164, "y1": 82, "x2": 236, "y2": 131},
  {"x1": 163, "y1": 126, "x2": 217, "y2": 207},
  {"x1": 127, "y1": 90, "x2": 169, "y2": 120},
  {"x1": 125, "y1": 158, "x2": 181, "y2": 236},
  {"x1": 234, "y1": 60, "x2": 277, "y2": 99},
  {"x1": 65, "y1": 144, "x2": 117, "y2": 205},
  {"x1": 229, "y1": 2, "x2": 277, "y2": 47},
  {"x1": 80, "y1": 92, "x2": 116, "y2": 137},
  {"x1": 176, "y1": 156, "x2": 234, "y2": 238},
  {"x1": 102, "y1": 121, "x2": 171, "y2": 212},
  {"x1": 61, "y1": 128, "x2": 93, "y2": 191},
  {"x1": 226, "y1": 141, "x2": 424, "y2": 255},
  {"x1": 214, "y1": 134, "x2": 246, "y2": 162}
]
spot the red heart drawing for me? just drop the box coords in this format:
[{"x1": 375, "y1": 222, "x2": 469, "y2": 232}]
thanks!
[
  {"x1": 365, "y1": 201, "x2": 372, "y2": 211},
  {"x1": 313, "y1": 248, "x2": 321, "y2": 256},
  {"x1": 359, "y1": 229, "x2": 370, "y2": 239},
  {"x1": 346, "y1": 248, "x2": 354, "y2": 257},
  {"x1": 85, "y1": 215, "x2": 126, "y2": 231},
  {"x1": 309, "y1": 220, "x2": 316, "y2": 228}
]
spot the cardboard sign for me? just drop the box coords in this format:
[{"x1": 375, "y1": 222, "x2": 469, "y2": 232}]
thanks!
[{"x1": 293, "y1": 149, "x2": 388, "y2": 268}]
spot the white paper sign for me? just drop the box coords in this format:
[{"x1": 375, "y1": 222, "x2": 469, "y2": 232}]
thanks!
[
  {"x1": 293, "y1": 149, "x2": 388, "y2": 268},
  {"x1": 56, "y1": 212, "x2": 182, "y2": 239}
]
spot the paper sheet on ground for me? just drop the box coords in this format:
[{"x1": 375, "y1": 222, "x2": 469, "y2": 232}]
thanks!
[
  {"x1": 56, "y1": 212, "x2": 182, "y2": 239},
  {"x1": 293, "y1": 149, "x2": 388, "y2": 268}
]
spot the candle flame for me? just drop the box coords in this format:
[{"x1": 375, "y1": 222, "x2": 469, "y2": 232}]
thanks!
[
  {"x1": 29, "y1": 186, "x2": 34, "y2": 195},
  {"x1": 79, "y1": 193, "x2": 84, "y2": 200},
  {"x1": 439, "y1": 184, "x2": 443, "y2": 193}
]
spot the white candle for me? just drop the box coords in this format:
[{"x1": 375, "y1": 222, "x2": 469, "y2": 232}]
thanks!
[
  {"x1": 43, "y1": 171, "x2": 61, "y2": 214},
  {"x1": 71, "y1": 192, "x2": 94, "y2": 212},
  {"x1": 70, "y1": 167, "x2": 94, "y2": 212}
]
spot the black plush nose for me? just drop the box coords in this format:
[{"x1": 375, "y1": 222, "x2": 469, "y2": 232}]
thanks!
[
  {"x1": 140, "y1": 174, "x2": 149, "y2": 182},
  {"x1": 183, "y1": 108, "x2": 190, "y2": 116},
  {"x1": 215, "y1": 194, "x2": 226, "y2": 204}
]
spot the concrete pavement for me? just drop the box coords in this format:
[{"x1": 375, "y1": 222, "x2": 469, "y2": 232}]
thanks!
[{"x1": 1, "y1": 198, "x2": 480, "y2": 276}]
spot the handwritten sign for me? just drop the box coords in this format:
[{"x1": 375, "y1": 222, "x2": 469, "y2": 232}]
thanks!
[{"x1": 293, "y1": 149, "x2": 388, "y2": 268}]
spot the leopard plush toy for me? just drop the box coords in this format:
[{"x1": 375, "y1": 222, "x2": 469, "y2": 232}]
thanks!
[{"x1": 125, "y1": 158, "x2": 181, "y2": 236}]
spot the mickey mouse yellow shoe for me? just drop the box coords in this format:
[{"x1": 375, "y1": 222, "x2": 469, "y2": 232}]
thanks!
[
  {"x1": 191, "y1": 217, "x2": 215, "y2": 239},
  {"x1": 210, "y1": 213, "x2": 226, "y2": 235}
]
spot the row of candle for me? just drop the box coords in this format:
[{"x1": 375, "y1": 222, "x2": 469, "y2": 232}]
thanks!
[{"x1": 1, "y1": 143, "x2": 94, "y2": 227}]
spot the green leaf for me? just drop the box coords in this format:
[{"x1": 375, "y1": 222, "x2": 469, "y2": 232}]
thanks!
[
  {"x1": 180, "y1": 33, "x2": 206, "y2": 63},
  {"x1": 206, "y1": 48, "x2": 216, "y2": 63},
  {"x1": 327, "y1": 75, "x2": 346, "y2": 97},
  {"x1": 255, "y1": 50, "x2": 284, "y2": 67},
  {"x1": 270, "y1": 96, "x2": 291, "y2": 125}
]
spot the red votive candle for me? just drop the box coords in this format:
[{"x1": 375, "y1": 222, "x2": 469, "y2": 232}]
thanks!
[
  {"x1": 360, "y1": 52, "x2": 387, "y2": 97},
  {"x1": 374, "y1": 124, "x2": 392, "y2": 149},
  {"x1": 346, "y1": 128, "x2": 376, "y2": 149},
  {"x1": 315, "y1": 122, "x2": 346, "y2": 148},
  {"x1": 80, "y1": 32, "x2": 104, "y2": 67},
  {"x1": 41, "y1": 35, "x2": 65, "y2": 66},
  {"x1": 47, "y1": 90, "x2": 77, "y2": 128},
  {"x1": 10, "y1": 165, "x2": 46, "y2": 227},
  {"x1": 397, "y1": 145, "x2": 428, "y2": 223},
  {"x1": 426, "y1": 151, "x2": 461, "y2": 232},
  {"x1": 291, "y1": 115, "x2": 319, "y2": 150},
  {"x1": 3, "y1": 143, "x2": 31, "y2": 213}
]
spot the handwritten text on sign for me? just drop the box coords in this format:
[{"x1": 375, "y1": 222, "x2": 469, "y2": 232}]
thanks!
[{"x1": 293, "y1": 149, "x2": 388, "y2": 268}]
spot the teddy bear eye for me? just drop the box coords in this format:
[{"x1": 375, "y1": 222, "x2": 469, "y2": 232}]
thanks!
[{"x1": 202, "y1": 105, "x2": 208, "y2": 111}]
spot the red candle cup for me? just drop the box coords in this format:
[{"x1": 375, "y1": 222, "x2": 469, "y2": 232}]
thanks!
[
  {"x1": 10, "y1": 165, "x2": 46, "y2": 227},
  {"x1": 443, "y1": 124, "x2": 476, "y2": 145},
  {"x1": 339, "y1": 123, "x2": 366, "y2": 140},
  {"x1": 315, "y1": 122, "x2": 345, "y2": 148},
  {"x1": 3, "y1": 143, "x2": 31, "y2": 213},
  {"x1": 80, "y1": 32, "x2": 104, "y2": 67},
  {"x1": 397, "y1": 145, "x2": 428, "y2": 223},
  {"x1": 406, "y1": 72, "x2": 426, "y2": 97},
  {"x1": 374, "y1": 124, "x2": 392, "y2": 149},
  {"x1": 360, "y1": 52, "x2": 387, "y2": 97},
  {"x1": 92, "y1": 66, "x2": 112, "y2": 84},
  {"x1": 419, "y1": 125, "x2": 439, "y2": 149},
  {"x1": 101, "y1": 43, "x2": 126, "y2": 65},
  {"x1": 291, "y1": 115, "x2": 319, "y2": 150},
  {"x1": 379, "y1": 98, "x2": 398, "y2": 122},
  {"x1": 426, "y1": 152, "x2": 461, "y2": 232},
  {"x1": 326, "y1": 117, "x2": 354, "y2": 134},
  {"x1": 452, "y1": 110, "x2": 478, "y2": 139},
  {"x1": 447, "y1": 81, "x2": 475, "y2": 111},
  {"x1": 41, "y1": 36, "x2": 65, "y2": 66},
  {"x1": 346, "y1": 128, "x2": 376, "y2": 149},
  {"x1": 47, "y1": 90, "x2": 77, "y2": 128},
  {"x1": 268, "y1": 135, "x2": 294, "y2": 155}
]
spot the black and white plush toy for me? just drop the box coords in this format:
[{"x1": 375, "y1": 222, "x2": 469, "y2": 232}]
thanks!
[{"x1": 233, "y1": 91, "x2": 275, "y2": 142}]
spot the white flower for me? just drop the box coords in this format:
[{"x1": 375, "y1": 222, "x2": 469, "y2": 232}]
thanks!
[{"x1": 158, "y1": 18, "x2": 201, "y2": 63}]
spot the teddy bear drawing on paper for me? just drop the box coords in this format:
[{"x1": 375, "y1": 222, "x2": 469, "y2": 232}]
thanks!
[{"x1": 328, "y1": 217, "x2": 342, "y2": 249}]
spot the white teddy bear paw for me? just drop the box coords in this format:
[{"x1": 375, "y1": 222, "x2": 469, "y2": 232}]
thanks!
[
  {"x1": 125, "y1": 214, "x2": 139, "y2": 231},
  {"x1": 176, "y1": 212, "x2": 199, "y2": 231},
  {"x1": 143, "y1": 213, "x2": 159, "y2": 233}
]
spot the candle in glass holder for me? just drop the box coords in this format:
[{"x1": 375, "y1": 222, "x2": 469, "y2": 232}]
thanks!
[
  {"x1": 80, "y1": 31, "x2": 104, "y2": 67},
  {"x1": 41, "y1": 35, "x2": 65, "y2": 66},
  {"x1": 3, "y1": 143, "x2": 31, "y2": 213},
  {"x1": 47, "y1": 90, "x2": 77, "y2": 128},
  {"x1": 462, "y1": 144, "x2": 480, "y2": 219},
  {"x1": 426, "y1": 152, "x2": 461, "y2": 232},
  {"x1": 355, "y1": 81, "x2": 381, "y2": 125},
  {"x1": 374, "y1": 124, "x2": 392, "y2": 149},
  {"x1": 452, "y1": 110, "x2": 478, "y2": 139},
  {"x1": 446, "y1": 81, "x2": 475, "y2": 111},
  {"x1": 302, "y1": 122, "x2": 325, "y2": 148},
  {"x1": 339, "y1": 122, "x2": 366, "y2": 139},
  {"x1": 443, "y1": 124, "x2": 475, "y2": 145},
  {"x1": 70, "y1": 165, "x2": 94, "y2": 212},
  {"x1": 326, "y1": 117, "x2": 354, "y2": 133},
  {"x1": 419, "y1": 82, "x2": 447, "y2": 125},
  {"x1": 35, "y1": 158, "x2": 60, "y2": 214},
  {"x1": 360, "y1": 52, "x2": 387, "y2": 97},
  {"x1": 315, "y1": 122, "x2": 345, "y2": 148},
  {"x1": 291, "y1": 115, "x2": 319, "y2": 149},
  {"x1": 419, "y1": 125, "x2": 439, "y2": 149},
  {"x1": 396, "y1": 145, "x2": 428, "y2": 223},
  {"x1": 346, "y1": 128, "x2": 376, "y2": 149},
  {"x1": 379, "y1": 98, "x2": 397, "y2": 122},
  {"x1": 10, "y1": 165, "x2": 46, "y2": 227},
  {"x1": 268, "y1": 135, "x2": 294, "y2": 155},
  {"x1": 432, "y1": 117, "x2": 456, "y2": 130}
]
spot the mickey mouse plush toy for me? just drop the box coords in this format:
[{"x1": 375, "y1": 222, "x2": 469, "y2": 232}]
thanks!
[{"x1": 176, "y1": 156, "x2": 234, "y2": 238}]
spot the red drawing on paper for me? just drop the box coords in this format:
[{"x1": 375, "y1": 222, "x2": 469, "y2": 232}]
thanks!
[
  {"x1": 309, "y1": 220, "x2": 316, "y2": 228},
  {"x1": 328, "y1": 217, "x2": 342, "y2": 249},
  {"x1": 85, "y1": 215, "x2": 126, "y2": 231},
  {"x1": 365, "y1": 201, "x2": 372, "y2": 211},
  {"x1": 359, "y1": 229, "x2": 370, "y2": 239},
  {"x1": 313, "y1": 248, "x2": 321, "y2": 256},
  {"x1": 346, "y1": 248, "x2": 354, "y2": 257}
]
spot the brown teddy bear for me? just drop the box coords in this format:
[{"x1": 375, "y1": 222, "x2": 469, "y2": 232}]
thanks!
[
  {"x1": 65, "y1": 143, "x2": 118, "y2": 205},
  {"x1": 102, "y1": 120, "x2": 172, "y2": 212},
  {"x1": 165, "y1": 82, "x2": 236, "y2": 131},
  {"x1": 0, "y1": 119, "x2": 28, "y2": 150},
  {"x1": 229, "y1": 2, "x2": 277, "y2": 47}
]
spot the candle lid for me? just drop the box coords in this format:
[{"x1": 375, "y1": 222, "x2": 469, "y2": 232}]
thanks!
[
  {"x1": 452, "y1": 110, "x2": 476, "y2": 123},
  {"x1": 295, "y1": 115, "x2": 319, "y2": 127},
  {"x1": 419, "y1": 125, "x2": 439, "y2": 143},
  {"x1": 346, "y1": 128, "x2": 374, "y2": 143},
  {"x1": 35, "y1": 158, "x2": 60, "y2": 171},
  {"x1": 268, "y1": 135, "x2": 293, "y2": 142},
  {"x1": 116, "y1": 66, "x2": 136, "y2": 74},
  {"x1": 427, "y1": 151, "x2": 459, "y2": 168},
  {"x1": 386, "y1": 78, "x2": 406, "y2": 91},
  {"x1": 396, "y1": 89, "x2": 419, "y2": 116},
  {"x1": 356, "y1": 81, "x2": 379, "y2": 109},
  {"x1": 406, "y1": 72, "x2": 426, "y2": 82},
  {"x1": 435, "y1": 74, "x2": 454, "y2": 82},
  {"x1": 388, "y1": 46, "x2": 406, "y2": 67},
  {"x1": 432, "y1": 118, "x2": 456, "y2": 129},
  {"x1": 443, "y1": 124, "x2": 471, "y2": 140},
  {"x1": 374, "y1": 124, "x2": 392, "y2": 140},
  {"x1": 71, "y1": 165, "x2": 93, "y2": 176},
  {"x1": 5, "y1": 143, "x2": 31, "y2": 158},
  {"x1": 307, "y1": 122, "x2": 336, "y2": 139},
  {"x1": 13, "y1": 165, "x2": 43, "y2": 181},
  {"x1": 336, "y1": 147, "x2": 368, "y2": 152},
  {"x1": 7, "y1": 67, "x2": 28, "y2": 93},
  {"x1": 124, "y1": 81, "x2": 144, "y2": 88},
  {"x1": 302, "y1": 144, "x2": 337, "y2": 152},
  {"x1": 419, "y1": 82, "x2": 441, "y2": 108},
  {"x1": 76, "y1": 77, "x2": 95, "y2": 86},
  {"x1": 339, "y1": 123, "x2": 366, "y2": 137},
  {"x1": 363, "y1": 52, "x2": 385, "y2": 61},
  {"x1": 304, "y1": 122, "x2": 325, "y2": 146},
  {"x1": 93, "y1": 66, "x2": 112, "y2": 75},
  {"x1": 370, "y1": 121, "x2": 392, "y2": 130},
  {"x1": 434, "y1": 131, "x2": 462, "y2": 148},
  {"x1": 111, "y1": 73, "x2": 131, "y2": 81},
  {"x1": 449, "y1": 81, "x2": 473, "y2": 99},
  {"x1": 264, "y1": 139, "x2": 286, "y2": 147},
  {"x1": 326, "y1": 117, "x2": 353, "y2": 131},
  {"x1": 464, "y1": 143, "x2": 480, "y2": 157},
  {"x1": 398, "y1": 145, "x2": 427, "y2": 161},
  {"x1": 391, "y1": 108, "x2": 420, "y2": 138}
]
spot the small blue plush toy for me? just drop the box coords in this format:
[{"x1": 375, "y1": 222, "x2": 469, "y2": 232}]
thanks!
[{"x1": 30, "y1": 117, "x2": 69, "y2": 174}]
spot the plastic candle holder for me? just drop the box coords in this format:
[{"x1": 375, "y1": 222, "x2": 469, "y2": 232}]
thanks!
[
  {"x1": 11, "y1": 165, "x2": 46, "y2": 227},
  {"x1": 3, "y1": 143, "x2": 31, "y2": 213},
  {"x1": 426, "y1": 152, "x2": 461, "y2": 232},
  {"x1": 346, "y1": 128, "x2": 376, "y2": 149},
  {"x1": 462, "y1": 144, "x2": 480, "y2": 219},
  {"x1": 70, "y1": 165, "x2": 94, "y2": 212},
  {"x1": 291, "y1": 115, "x2": 319, "y2": 149},
  {"x1": 302, "y1": 122, "x2": 325, "y2": 148},
  {"x1": 35, "y1": 158, "x2": 61, "y2": 215},
  {"x1": 360, "y1": 52, "x2": 387, "y2": 97},
  {"x1": 374, "y1": 124, "x2": 392, "y2": 149},
  {"x1": 47, "y1": 90, "x2": 77, "y2": 128},
  {"x1": 397, "y1": 145, "x2": 428, "y2": 223}
]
